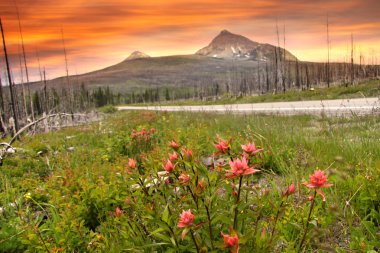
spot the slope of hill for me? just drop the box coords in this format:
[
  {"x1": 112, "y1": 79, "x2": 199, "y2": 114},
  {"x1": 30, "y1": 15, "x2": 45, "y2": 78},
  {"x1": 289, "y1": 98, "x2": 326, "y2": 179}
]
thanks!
[{"x1": 68, "y1": 55, "x2": 259, "y2": 93}]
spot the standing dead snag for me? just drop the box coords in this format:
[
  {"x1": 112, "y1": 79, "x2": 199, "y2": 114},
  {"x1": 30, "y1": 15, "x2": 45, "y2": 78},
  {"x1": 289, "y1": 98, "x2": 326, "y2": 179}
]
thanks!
[
  {"x1": 350, "y1": 33, "x2": 355, "y2": 85},
  {"x1": 0, "y1": 18, "x2": 19, "y2": 132},
  {"x1": 61, "y1": 28, "x2": 72, "y2": 112},
  {"x1": 16, "y1": 3, "x2": 35, "y2": 122},
  {"x1": 326, "y1": 13, "x2": 331, "y2": 88}
]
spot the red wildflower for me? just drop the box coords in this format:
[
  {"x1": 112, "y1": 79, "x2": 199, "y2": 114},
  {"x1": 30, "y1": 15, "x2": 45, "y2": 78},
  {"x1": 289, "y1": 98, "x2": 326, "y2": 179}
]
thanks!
[
  {"x1": 178, "y1": 209, "x2": 195, "y2": 227},
  {"x1": 178, "y1": 209, "x2": 195, "y2": 240},
  {"x1": 283, "y1": 183, "x2": 296, "y2": 197},
  {"x1": 307, "y1": 196, "x2": 314, "y2": 201},
  {"x1": 163, "y1": 160, "x2": 176, "y2": 172},
  {"x1": 303, "y1": 170, "x2": 333, "y2": 201},
  {"x1": 168, "y1": 152, "x2": 179, "y2": 162},
  {"x1": 214, "y1": 136, "x2": 230, "y2": 154},
  {"x1": 128, "y1": 158, "x2": 136, "y2": 169},
  {"x1": 115, "y1": 207, "x2": 122, "y2": 218},
  {"x1": 179, "y1": 173, "x2": 191, "y2": 185},
  {"x1": 150, "y1": 128, "x2": 155, "y2": 133},
  {"x1": 169, "y1": 140, "x2": 180, "y2": 149},
  {"x1": 182, "y1": 148, "x2": 193, "y2": 159},
  {"x1": 225, "y1": 157, "x2": 260, "y2": 179},
  {"x1": 241, "y1": 143, "x2": 263, "y2": 156},
  {"x1": 221, "y1": 226, "x2": 240, "y2": 253}
]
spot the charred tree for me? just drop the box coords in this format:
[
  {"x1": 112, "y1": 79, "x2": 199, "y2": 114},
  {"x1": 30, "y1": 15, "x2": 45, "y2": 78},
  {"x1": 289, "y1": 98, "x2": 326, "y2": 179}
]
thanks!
[
  {"x1": 326, "y1": 13, "x2": 331, "y2": 87},
  {"x1": 1, "y1": 18, "x2": 19, "y2": 132},
  {"x1": 350, "y1": 33, "x2": 355, "y2": 85},
  {"x1": 15, "y1": 4, "x2": 34, "y2": 121}
]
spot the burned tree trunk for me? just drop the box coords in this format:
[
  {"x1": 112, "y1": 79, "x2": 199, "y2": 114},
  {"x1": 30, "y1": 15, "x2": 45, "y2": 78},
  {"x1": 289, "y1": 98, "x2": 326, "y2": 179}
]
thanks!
[
  {"x1": 16, "y1": 5, "x2": 34, "y2": 122},
  {"x1": 1, "y1": 18, "x2": 19, "y2": 132}
]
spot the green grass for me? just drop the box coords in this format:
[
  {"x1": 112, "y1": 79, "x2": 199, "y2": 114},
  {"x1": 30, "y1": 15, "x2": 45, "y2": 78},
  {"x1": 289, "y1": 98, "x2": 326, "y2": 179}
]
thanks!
[
  {"x1": 129, "y1": 80, "x2": 380, "y2": 106},
  {"x1": 0, "y1": 111, "x2": 379, "y2": 252}
]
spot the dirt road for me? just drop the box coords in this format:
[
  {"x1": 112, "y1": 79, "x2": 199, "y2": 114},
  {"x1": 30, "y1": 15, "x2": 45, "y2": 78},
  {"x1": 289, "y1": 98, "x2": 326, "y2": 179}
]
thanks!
[{"x1": 117, "y1": 97, "x2": 380, "y2": 116}]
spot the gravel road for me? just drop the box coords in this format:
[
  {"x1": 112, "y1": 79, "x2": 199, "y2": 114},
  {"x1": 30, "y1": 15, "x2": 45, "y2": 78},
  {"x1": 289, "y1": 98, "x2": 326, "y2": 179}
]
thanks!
[{"x1": 117, "y1": 97, "x2": 380, "y2": 116}]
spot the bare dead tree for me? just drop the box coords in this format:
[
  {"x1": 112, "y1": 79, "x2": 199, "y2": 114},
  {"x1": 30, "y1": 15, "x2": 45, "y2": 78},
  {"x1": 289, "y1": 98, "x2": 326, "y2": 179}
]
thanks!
[
  {"x1": 273, "y1": 47, "x2": 278, "y2": 93},
  {"x1": 61, "y1": 28, "x2": 72, "y2": 111},
  {"x1": 305, "y1": 64, "x2": 310, "y2": 90},
  {"x1": 0, "y1": 75, "x2": 6, "y2": 134},
  {"x1": 15, "y1": 3, "x2": 34, "y2": 121},
  {"x1": 0, "y1": 18, "x2": 19, "y2": 132},
  {"x1": 350, "y1": 33, "x2": 354, "y2": 85},
  {"x1": 296, "y1": 58, "x2": 300, "y2": 89},
  {"x1": 326, "y1": 13, "x2": 331, "y2": 88},
  {"x1": 17, "y1": 44, "x2": 28, "y2": 119},
  {"x1": 35, "y1": 49, "x2": 43, "y2": 82},
  {"x1": 275, "y1": 19, "x2": 282, "y2": 92},
  {"x1": 257, "y1": 60, "x2": 261, "y2": 94},
  {"x1": 265, "y1": 61, "x2": 270, "y2": 93},
  {"x1": 43, "y1": 67, "x2": 48, "y2": 112},
  {"x1": 282, "y1": 23, "x2": 287, "y2": 93}
]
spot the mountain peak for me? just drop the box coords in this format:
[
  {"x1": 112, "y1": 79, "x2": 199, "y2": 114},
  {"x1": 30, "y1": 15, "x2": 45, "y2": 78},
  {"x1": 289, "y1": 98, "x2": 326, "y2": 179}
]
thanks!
[
  {"x1": 196, "y1": 30, "x2": 259, "y2": 59},
  {"x1": 196, "y1": 30, "x2": 297, "y2": 61},
  {"x1": 219, "y1": 29, "x2": 232, "y2": 35},
  {"x1": 126, "y1": 51, "x2": 150, "y2": 60}
]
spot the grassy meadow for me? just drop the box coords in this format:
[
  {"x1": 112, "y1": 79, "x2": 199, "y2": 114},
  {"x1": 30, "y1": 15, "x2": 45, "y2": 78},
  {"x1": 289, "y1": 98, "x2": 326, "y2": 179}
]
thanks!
[{"x1": 0, "y1": 110, "x2": 379, "y2": 252}]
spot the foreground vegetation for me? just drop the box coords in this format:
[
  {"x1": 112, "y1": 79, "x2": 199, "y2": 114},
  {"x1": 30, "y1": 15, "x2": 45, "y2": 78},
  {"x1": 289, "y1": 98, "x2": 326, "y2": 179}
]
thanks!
[{"x1": 1, "y1": 111, "x2": 379, "y2": 252}]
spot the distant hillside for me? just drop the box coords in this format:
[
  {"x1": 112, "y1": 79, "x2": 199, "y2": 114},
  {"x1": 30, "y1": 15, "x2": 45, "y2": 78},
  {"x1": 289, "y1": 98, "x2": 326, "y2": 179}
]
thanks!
[{"x1": 38, "y1": 54, "x2": 259, "y2": 94}]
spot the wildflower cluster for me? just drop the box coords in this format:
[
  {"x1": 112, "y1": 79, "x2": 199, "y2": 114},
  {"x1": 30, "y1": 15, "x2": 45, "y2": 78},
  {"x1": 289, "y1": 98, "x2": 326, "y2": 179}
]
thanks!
[
  {"x1": 131, "y1": 128, "x2": 155, "y2": 141},
  {"x1": 120, "y1": 133, "x2": 335, "y2": 253}
]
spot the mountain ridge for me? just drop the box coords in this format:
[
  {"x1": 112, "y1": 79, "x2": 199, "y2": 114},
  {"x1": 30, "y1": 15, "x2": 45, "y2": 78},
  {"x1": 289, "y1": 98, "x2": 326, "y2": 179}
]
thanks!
[
  {"x1": 28, "y1": 29, "x2": 301, "y2": 94},
  {"x1": 196, "y1": 29, "x2": 297, "y2": 61}
]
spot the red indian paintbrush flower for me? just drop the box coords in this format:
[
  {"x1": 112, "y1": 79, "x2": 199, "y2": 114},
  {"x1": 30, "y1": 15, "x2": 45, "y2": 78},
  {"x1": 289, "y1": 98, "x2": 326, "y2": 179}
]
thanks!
[
  {"x1": 303, "y1": 170, "x2": 333, "y2": 201},
  {"x1": 179, "y1": 173, "x2": 191, "y2": 185},
  {"x1": 177, "y1": 210, "x2": 195, "y2": 227},
  {"x1": 214, "y1": 135, "x2": 230, "y2": 154},
  {"x1": 283, "y1": 183, "x2": 295, "y2": 197},
  {"x1": 168, "y1": 152, "x2": 179, "y2": 162},
  {"x1": 221, "y1": 226, "x2": 240, "y2": 253},
  {"x1": 128, "y1": 158, "x2": 136, "y2": 169},
  {"x1": 182, "y1": 148, "x2": 193, "y2": 159},
  {"x1": 169, "y1": 140, "x2": 180, "y2": 149},
  {"x1": 225, "y1": 157, "x2": 260, "y2": 179},
  {"x1": 178, "y1": 209, "x2": 195, "y2": 240},
  {"x1": 163, "y1": 160, "x2": 176, "y2": 172},
  {"x1": 115, "y1": 207, "x2": 122, "y2": 218},
  {"x1": 241, "y1": 142, "x2": 263, "y2": 156}
]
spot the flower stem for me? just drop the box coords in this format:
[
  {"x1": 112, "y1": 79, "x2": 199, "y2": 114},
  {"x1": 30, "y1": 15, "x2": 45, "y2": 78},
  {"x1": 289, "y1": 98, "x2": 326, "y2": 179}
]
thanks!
[
  {"x1": 298, "y1": 190, "x2": 317, "y2": 252},
  {"x1": 205, "y1": 204, "x2": 214, "y2": 249},
  {"x1": 269, "y1": 199, "x2": 285, "y2": 244},
  {"x1": 187, "y1": 185, "x2": 199, "y2": 209},
  {"x1": 233, "y1": 176, "x2": 243, "y2": 230},
  {"x1": 190, "y1": 228, "x2": 200, "y2": 253}
]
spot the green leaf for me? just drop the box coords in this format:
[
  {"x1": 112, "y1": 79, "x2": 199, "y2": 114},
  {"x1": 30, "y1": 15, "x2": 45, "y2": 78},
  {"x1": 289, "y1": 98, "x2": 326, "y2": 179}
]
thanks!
[
  {"x1": 162, "y1": 204, "x2": 169, "y2": 223},
  {"x1": 149, "y1": 227, "x2": 166, "y2": 236}
]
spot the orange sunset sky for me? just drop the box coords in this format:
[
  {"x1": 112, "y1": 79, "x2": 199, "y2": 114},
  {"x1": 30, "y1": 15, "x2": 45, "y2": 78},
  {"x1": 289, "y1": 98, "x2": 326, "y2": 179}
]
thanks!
[{"x1": 0, "y1": 0, "x2": 379, "y2": 83}]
